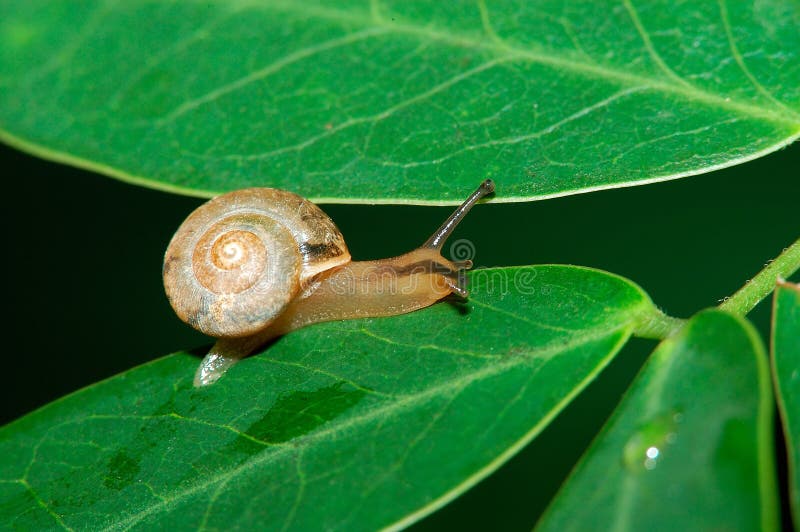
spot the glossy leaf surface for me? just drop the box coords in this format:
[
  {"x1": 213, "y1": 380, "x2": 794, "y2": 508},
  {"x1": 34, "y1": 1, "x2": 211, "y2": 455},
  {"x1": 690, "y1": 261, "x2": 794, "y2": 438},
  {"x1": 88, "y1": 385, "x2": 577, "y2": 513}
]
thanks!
[
  {"x1": 772, "y1": 280, "x2": 800, "y2": 526},
  {"x1": 1, "y1": 1, "x2": 798, "y2": 203},
  {"x1": 0, "y1": 266, "x2": 653, "y2": 530},
  {"x1": 537, "y1": 310, "x2": 778, "y2": 531}
]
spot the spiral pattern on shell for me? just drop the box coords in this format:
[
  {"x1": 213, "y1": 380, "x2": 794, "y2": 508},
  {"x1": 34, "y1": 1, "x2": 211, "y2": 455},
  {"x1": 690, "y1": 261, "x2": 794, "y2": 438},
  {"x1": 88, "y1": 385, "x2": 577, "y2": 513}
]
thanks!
[{"x1": 163, "y1": 188, "x2": 350, "y2": 338}]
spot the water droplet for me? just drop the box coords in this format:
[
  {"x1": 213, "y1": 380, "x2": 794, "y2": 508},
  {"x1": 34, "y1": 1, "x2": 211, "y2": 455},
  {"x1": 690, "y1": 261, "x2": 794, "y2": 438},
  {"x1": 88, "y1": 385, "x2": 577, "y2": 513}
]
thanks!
[{"x1": 622, "y1": 409, "x2": 683, "y2": 473}]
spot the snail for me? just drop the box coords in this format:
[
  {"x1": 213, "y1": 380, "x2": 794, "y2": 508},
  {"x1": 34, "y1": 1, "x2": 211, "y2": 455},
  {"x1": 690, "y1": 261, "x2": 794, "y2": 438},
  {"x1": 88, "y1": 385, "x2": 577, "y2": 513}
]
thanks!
[{"x1": 164, "y1": 180, "x2": 495, "y2": 386}]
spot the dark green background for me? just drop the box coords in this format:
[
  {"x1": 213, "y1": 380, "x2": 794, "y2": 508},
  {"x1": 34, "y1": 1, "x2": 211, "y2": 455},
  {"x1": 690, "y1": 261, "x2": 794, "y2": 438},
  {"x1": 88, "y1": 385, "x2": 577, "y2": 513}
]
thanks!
[{"x1": 4, "y1": 141, "x2": 798, "y2": 529}]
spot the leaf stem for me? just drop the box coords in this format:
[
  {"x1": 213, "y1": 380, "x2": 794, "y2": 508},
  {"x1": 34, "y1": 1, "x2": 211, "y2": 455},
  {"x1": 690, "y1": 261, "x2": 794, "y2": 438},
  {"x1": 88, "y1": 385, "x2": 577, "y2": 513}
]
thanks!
[
  {"x1": 719, "y1": 237, "x2": 800, "y2": 316},
  {"x1": 633, "y1": 308, "x2": 686, "y2": 339}
]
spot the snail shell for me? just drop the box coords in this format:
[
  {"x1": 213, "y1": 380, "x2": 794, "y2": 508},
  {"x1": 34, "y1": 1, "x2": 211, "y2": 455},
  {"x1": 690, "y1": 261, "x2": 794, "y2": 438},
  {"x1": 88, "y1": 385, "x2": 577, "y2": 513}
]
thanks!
[
  {"x1": 163, "y1": 180, "x2": 495, "y2": 386},
  {"x1": 163, "y1": 188, "x2": 350, "y2": 338}
]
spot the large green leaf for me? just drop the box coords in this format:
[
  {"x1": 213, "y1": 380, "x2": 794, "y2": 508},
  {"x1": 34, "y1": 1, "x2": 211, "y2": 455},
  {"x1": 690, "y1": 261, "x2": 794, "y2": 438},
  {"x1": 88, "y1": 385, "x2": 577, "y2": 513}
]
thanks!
[
  {"x1": 772, "y1": 280, "x2": 800, "y2": 527},
  {"x1": 1, "y1": 1, "x2": 798, "y2": 203},
  {"x1": 0, "y1": 266, "x2": 653, "y2": 529},
  {"x1": 536, "y1": 310, "x2": 778, "y2": 531}
]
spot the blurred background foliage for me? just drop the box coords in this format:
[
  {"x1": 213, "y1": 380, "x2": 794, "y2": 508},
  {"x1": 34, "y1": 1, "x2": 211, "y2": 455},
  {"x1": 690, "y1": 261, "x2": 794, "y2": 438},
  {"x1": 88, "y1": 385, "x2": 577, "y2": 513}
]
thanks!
[{"x1": 4, "y1": 140, "x2": 798, "y2": 528}]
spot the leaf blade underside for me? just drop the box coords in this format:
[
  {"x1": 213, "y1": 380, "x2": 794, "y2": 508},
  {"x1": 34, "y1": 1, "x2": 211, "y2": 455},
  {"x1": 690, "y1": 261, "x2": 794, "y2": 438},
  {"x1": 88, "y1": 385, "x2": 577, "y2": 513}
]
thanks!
[{"x1": 0, "y1": 1, "x2": 798, "y2": 203}]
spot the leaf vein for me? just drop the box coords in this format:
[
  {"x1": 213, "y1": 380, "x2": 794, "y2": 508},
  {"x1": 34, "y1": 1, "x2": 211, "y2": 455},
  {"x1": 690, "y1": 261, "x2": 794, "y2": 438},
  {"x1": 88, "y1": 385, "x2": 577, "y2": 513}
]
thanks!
[
  {"x1": 19, "y1": 479, "x2": 73, "y2": 531},
  {"x1": 621, "y1": 0, "x2": 693, "y2": 89},
  {"x1": 252, "y1": 354, "x2": 398, "y2": 398},
  {"x1": 209, "y1": 56, "x2": 510, "y2": 162},
  {"x1": 716, "y1": 0, "x2": 796, "y2": 117},
  {"x1": 374, "y1": 86, "x2": 648, "y2": 169},
  {"x1": 157, "y1": 27, "x2": 388, "y2": 124}
]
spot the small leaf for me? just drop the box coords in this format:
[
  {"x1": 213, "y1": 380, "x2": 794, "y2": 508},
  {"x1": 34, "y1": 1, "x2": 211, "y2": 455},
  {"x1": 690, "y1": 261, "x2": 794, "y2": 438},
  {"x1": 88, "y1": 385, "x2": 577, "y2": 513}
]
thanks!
[
  {"x1": 772, "y1": 280, "x2": 800, "y2": 526},
  {"x1": 536, "y1": 310, "x2": 778, "y2": 531},
  {"x1": 0, "y1": 266, "x2": 653, "y2": 530},
  {"x1": 1, "y1": 1, "x2": 798, "y2": 202}
]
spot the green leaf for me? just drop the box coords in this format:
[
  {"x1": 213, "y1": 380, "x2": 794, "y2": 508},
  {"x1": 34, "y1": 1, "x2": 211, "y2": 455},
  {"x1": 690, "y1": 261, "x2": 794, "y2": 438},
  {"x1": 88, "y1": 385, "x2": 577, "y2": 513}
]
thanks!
[
  {"x1": 772, "y1": 280, "x2": 800, "y2": 526},
  {"x1": 1, "y1": 2, "x2": 798, "y2": 203},
  {"x1": 536, "y1": 310, "x2": 778, "y2": 531},
  {"x1": 0, "y1": 266, "x2": 653, "y2": 529}
]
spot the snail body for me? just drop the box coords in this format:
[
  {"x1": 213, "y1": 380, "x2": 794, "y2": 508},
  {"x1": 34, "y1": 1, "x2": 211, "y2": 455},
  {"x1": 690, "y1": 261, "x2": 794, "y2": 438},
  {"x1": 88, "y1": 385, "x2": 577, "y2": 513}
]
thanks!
[{"x1": 164, "y1": 180, "x2": 494, "y2": 386}]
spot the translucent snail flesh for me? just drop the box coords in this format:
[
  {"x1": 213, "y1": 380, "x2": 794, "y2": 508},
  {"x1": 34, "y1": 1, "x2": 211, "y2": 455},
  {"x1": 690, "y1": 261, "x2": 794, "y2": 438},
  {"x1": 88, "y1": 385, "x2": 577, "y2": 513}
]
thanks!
[{"x1": 163, "y1": 180, "x2": 495, "y2": 386}]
